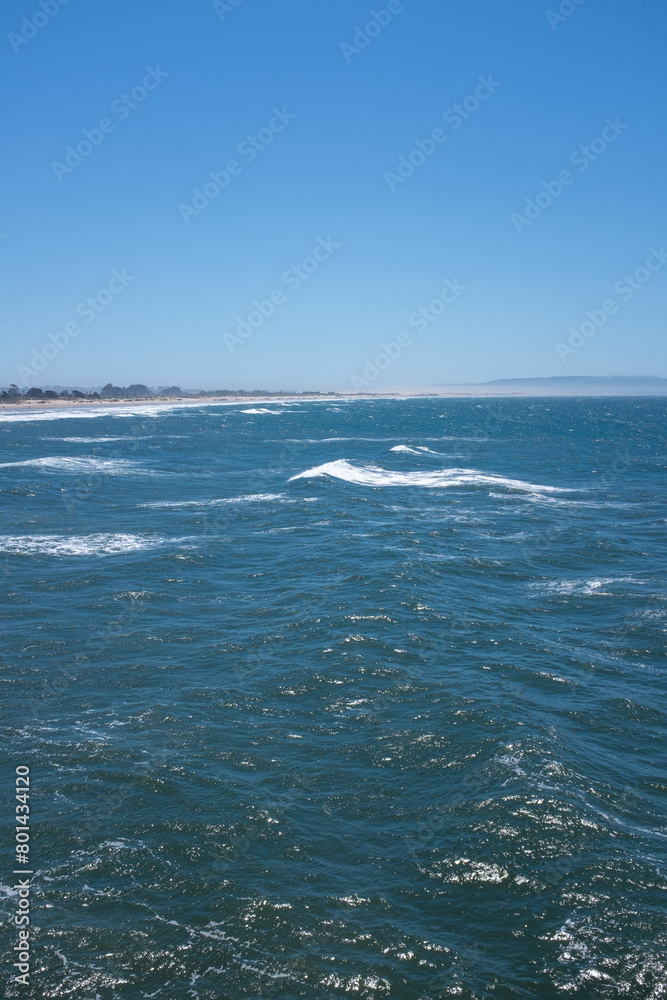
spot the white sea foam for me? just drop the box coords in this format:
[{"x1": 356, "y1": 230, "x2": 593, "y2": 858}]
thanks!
[
  {"x1": 60, "y1": 438, "x2": 132, "y2": 444},
  {"x1": 0, "y1": 402, "x2": 203, "y2": 423},
  {"x1": 0, "y1": 457, "x2": 138, "y2": 474},
  {"x1": 495, "y1": 492, "x2": 605, "y2": 509},
  {"x1": 141, "y1": 492, "x2": 287, "y2": 509},
  {"x1": 0, "y1": 398, "x2": 300, "y2": 424},
  {"x1": 533, "y1": 577, "x2": 644, "y2": 596},
  {"x1": 281, "y1": 436, "x2": 484, "y2": 444},
  {"x1": 0, "y1": 533, "x2": 169, "y2": 557},
  {"x1": 240, "y1": 408, "x2": 284, "y2": 415},
  {"x1": 59, "y1": 436, "x2": 145, "y2": 443},
  {"x1": 142, "y1": 494, "x2": 318, "y2": 509},
  {"x1": 289, "y1": 459, "x2": 570, "y2": 494},
  {"x1": 390, "y1": 445, "x2": 442, "y2": 455}
]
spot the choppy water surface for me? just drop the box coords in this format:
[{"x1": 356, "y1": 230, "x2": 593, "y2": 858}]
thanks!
[{"x1": 1, "y1": 397, "x2": 665, "y2": 999}]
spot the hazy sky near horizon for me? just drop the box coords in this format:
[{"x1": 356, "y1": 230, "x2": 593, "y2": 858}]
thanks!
[{"x1": 1, "y1": 0, "x2": 666, "y2": 390}]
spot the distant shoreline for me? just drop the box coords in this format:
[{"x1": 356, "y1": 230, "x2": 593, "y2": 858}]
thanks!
[
  {"x1": 2, "y1": 392, "x2": 353, "y2": 412},
  {"x1": 3, "y1": 375, "x2": 666, "y2": 411},
  {"x1": 0, "y1": 392, "x2": 386, "y2": 413},
  {"x1": 2, "y1": 386, "x2": 667, "y2": 414}
]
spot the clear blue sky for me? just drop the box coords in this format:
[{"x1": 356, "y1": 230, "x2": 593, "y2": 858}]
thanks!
[{"x1": 1, "y1": 0, "x2": 665, "y2": 390}]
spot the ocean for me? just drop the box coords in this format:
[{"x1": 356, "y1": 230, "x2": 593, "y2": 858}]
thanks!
[{"x1": 1, "y1": 396, "x2": 665, "y2": 999}]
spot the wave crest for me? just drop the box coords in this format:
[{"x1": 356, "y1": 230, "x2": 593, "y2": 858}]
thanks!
[
  {"x1": 289, "y1": 459, "x2": 570, "y2": 493},
  {"x1": 240, "y1": 408, "x2": 284, "y2": 415},
  {"x1": 390, "y1": 445, "x2": 442, "y2": 455}
]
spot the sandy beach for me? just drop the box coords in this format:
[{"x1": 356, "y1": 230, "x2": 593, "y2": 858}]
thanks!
[
  {"x1": 0, "y1": 391, "x2": 454, "y2": 415},
  {"x1": 0, "y1": 393, "x2": 343, "y2": 413}
]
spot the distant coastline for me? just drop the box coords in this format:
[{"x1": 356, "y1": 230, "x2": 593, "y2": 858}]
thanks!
[
  {"x1": 1, "y1": 375, "x2": 666, "y2": 412},
  {"x1": 0, "y1": 392, "x2": 347, "y2": 412}
]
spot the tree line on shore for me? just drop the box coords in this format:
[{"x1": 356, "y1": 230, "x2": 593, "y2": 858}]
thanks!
[
  {"x1": 0, "y1": 383, "x2": 181, "y2": 401},
  {"x1": 1, "y1": 383, "x2": 340, "y2": 400}
]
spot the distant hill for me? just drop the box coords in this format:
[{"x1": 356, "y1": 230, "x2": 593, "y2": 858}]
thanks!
[{"x1": 433, "y1": 376, "x2": 667, "y2": 396}]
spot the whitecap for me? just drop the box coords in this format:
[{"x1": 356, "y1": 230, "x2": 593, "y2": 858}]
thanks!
[
  {"x1": 390, "y1": 445, "x2": 443, "y2": 455},
  {"x1": 240, "y1": 408, "x2": 284, "y2": 415},
  {"x1": 41, "y1": 437, "x2": 128, "y2": 443},
  {"x1": 141, "y1": 492, "x2": 287, "y2": 509},
  {"x1": 58, "y1": 436, "x2": 153, "y2": 443},
  {"x1": 280, "y1": 436, "x2": 484, "y2": 444},
  {"x1": 289, "y1": 459, "x2": 571, "y2": 494},
  {"x1": 0, "y1": 533, "x2": 169, "y2": 556},
  {"x1": 0, "y1": 457, "x2": 138, "y2": 474}
]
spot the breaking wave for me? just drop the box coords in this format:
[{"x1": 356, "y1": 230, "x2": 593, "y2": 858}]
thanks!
[
  {"x1": 0, "y1": 403, "x2": 199, "y2": 423},
  {"x1": 240, "y1": 408, "x2": 284, "y2": 415},
  {"x1": 390, "y1": 445, "x2": 443, "y2": 455},
  {"x1": 289, "y1": 459, "x2": 571, "y2": 494}
]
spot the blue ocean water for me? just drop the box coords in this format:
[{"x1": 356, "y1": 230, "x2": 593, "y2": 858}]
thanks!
[{"x1": 1, "y1": 396, "x2": 666, "y2": 1000}]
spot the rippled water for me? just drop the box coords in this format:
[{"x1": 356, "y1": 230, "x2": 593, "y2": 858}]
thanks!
[{"x1": 1, "y1": 396, "x2": 665, "y2": 999}]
